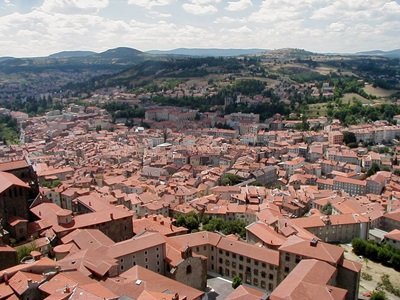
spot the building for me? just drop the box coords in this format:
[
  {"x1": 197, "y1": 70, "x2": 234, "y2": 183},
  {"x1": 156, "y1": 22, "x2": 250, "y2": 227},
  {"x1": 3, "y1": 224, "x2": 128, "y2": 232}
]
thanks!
[{"x1": 0, "y1": 171, "x2": 31, "y2": 225}]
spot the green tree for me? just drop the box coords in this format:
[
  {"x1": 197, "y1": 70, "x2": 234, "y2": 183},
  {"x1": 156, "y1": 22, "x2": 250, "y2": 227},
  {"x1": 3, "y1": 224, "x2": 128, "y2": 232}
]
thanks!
[
  {"x1": 221, "y1": 173, "x2": 242, "y2": 186},
  {"x1": 17, "y1": 242, "x2": 38, "y2": 262},
  {"x1": 175, "y1": 211, "x2": 199, "y2": 233},
  {"x1": 370, "y1": 290, "x2": 387, "y2": 300},
  {"x1": 322, "y1": 201, "x2": 333, "y2": 215},
  {"x1": 232, "y1": 276, "x2": 242, "y2": 289},
  {"x1": 367, "y1": 163, "x2": 380, "y2": 177}
]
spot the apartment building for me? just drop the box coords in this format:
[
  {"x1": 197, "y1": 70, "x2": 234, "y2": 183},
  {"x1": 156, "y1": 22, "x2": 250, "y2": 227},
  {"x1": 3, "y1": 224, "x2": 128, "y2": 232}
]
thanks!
[
  {"x1": 333, "y1": 176, "x2": 366, "y2": 196},
  {"x1": 171, "y1": 231, "x2": 280, "y2": 292}
]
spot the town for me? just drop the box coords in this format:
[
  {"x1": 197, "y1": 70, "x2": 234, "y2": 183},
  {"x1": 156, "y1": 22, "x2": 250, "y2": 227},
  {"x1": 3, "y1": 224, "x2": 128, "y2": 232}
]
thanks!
[{"x1": 0, "y1": 50, "x2": 399, "y2": 300}]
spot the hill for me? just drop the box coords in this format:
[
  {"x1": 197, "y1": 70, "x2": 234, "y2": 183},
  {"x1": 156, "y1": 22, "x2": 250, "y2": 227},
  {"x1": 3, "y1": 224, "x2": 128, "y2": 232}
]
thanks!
[
  {"x1": 356, "y1": 49, "x2": 400, "y2": 58},
  {"x1": 146, "y1": 48, "x2": 267, "y2": 57},
  {"x1": 95, "y1": 47, "x2": 143, "y2": 58},
  {"x1": 48, "y1": 51, "x2": 96, "y2": 58}
]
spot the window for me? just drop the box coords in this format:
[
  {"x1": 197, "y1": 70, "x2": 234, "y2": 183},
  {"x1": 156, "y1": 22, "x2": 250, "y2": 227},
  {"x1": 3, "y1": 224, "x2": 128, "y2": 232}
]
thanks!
[
  {"x1": 261, "y1": 281, "x2": 266, "y2": 288},
  {"x1": 269, "y1": 265, "x2": 274, "y2": 270},
  {"x1": 269, "y1": 274, "x2": 274, "y2": 280},
  {"x1": 157, "y1": 268, "x2": 160, "y2": 273},
  {"x1": 254, "y1": 269, "x2": 258, "y2": 275},
  {"x1": 157, "y1": 254, "x2": 160, "y2": 259},
  {"x1": 232, "y1": 262, "x2": 236, "y2": 268},
  {"x1": 269, "y1": 283, "x2": 273, "y2": 290},
  {"x1": 196, "y1": 247, "x2": 199, "y2": 252},
  {"x1": 232, "y1": 253, "x2": 236, "y2": 259},
  {"x1": 226, "y1": 251, "x2": 230, "y2": 257},
  {"x1": 146, "y1": 265, "x2": 148, "y2": 269},
  {"x1": 120, "y1": 258, "x2": 124, "y2": 263},
  {"x1": 239, "y1": 256, "x2": 244, "y2": 261},
  {"x1": 232, "y1": 271, "x2": 236, "y2": 277},
  {"x1": 262, "y1": 263, "x2": 267, "y2": 268},
  {"x1": 285, "y1": 254, "x2": 290, "y2": 262},
  {"x1": 211, "y1": 255, "x2": 214, "y2": 261},
  {"x1": 253, "y1": 278, "x2": 258, "y2": 286},
  {"x1": 120, "y1": 265, "x2": 124, "y2": 270},
  {"x1": 219, "y1": 249, "x2": 223, "y2": 254},
  {"x1": 145, "y1": 258, "x2": 148, "y2": 262},
  {"x1": 156, "y1": 247, "x2": 159, "y2": 252},
  {"x1": 225, "y1": 260, "x2": 230, "y2": 266},
  {"x1": 295, "y1": 255, "x2": 301, "y2": 263},
  {"x1": 144, "y1": 251, "x2": 148, "y2": 255},
  {"x1": 225, "y1": 268, "x2": 229, "y2": 276},
  {"x1": 157, "y1": 261, "x2": 160, "y2": 265},
  {"x1": 261, "y1": 271, "x2": 266, "y2": 278},
  {"x1": 219, "y1": 258, "x2": 223, "y2": 263},
  {"x1": 246, "y1": 267, "x2": 251, "y2": 272},
  {"x1": 246, "y1": 257, "x2": 251, "y2": 263},
  {"x1": 239, "y1": 264, "x2": 243, "y2": 270},
  {"x1": 254, "y1": 260, "x2": 259, "y2": 266},
  {"x1": 203, "y1": 246, "x2": 207, "y2": 250},
  {"x1": 284, "y1": 267, "x2": 289, "y2": 273},
  {"x1": 186, "y1": 265, "x2": 192, "y2": 274}
]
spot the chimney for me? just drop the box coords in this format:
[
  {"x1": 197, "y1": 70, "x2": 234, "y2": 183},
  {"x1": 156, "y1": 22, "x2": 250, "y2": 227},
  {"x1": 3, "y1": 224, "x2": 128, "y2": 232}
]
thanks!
[
  {"x1": 64, "y1": 284, "x2": 70, "y2": 293},
  {"x1": 172, "y1": 292, "x2": 179, "y2": 300},
  {"x1": 3, "y1": 272, "x2": 8, "y2": 284},
  {"x1": 110, "y1": 213, "x2": 114, "y2": 220},
  {"x1": 160, "y1": 220, "x2": 164, "y2": 225},
  {"x1": 145, "y1": 213, "x2": 148, "y2": 218},
  {"x1": 153, "y1": 215, "x2": 157, "y2": 221},
  {"x1": 310, "y1": 238, "x2": 318, "y2": 247}
]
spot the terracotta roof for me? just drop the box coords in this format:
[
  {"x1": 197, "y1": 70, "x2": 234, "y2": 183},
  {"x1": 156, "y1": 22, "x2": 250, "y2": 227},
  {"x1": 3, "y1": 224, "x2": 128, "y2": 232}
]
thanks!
[
  {"x1": 101, "y1": 265, "x2": 204, "y2": 300},
  {"x1": 270, "y1": 259, "x2": 347, "y2": 300},
  {"x1": 0, "y1": 171, "x2": 30, "y2": 193},
  {"x1": 225, "y1": 284, "x2": 266, "y2": 300},
  {"x1": 108, "y1": 232, "x2": 165, "y2": 259},
  {"x1": 217, "y1": 235, "x2": 279, "y2": 265},
  {"x1": 0, "y1": 160, "x2": 28, "y2": 171},
  {"x1": 246, "y1": 221, "x2": 287, "y2": 247},
  {"x1": 72, "y1": 282, "x2": 119, "y2": 299},
  {"x1": 170, "y1": 231, "x2": 222, "y2": 248},
  {"x1": 8, "y1": 271, "x2": 44, "y2": 296},
  {"x1": 39, "y1": 271, "x2": 94, "y2": 296},
  {"x1": 385, "y1": 229, "x2": 400, "y2": 241},
  {"x1": 0, "y1": 282, "x2": 14, "y2": 298},
  {"x1": 278, "y1": 236, "x2": 344, "y2": 264}
]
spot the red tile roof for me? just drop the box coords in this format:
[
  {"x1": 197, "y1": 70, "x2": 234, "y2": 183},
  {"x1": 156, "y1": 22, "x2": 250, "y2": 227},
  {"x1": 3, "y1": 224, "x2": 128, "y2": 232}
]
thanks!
[
  {"x1": 270, "y1": 259, "x2": 347, "y2": 300},
  {"x1": 0, "y1": 171, "x2": 30, "y2": 193},
  {"x1": 278, "y1": 236, "x2": 344, "y2": 264},
  {"x1": 101, "y1": 265, "x2": 204, "y2": 300}
]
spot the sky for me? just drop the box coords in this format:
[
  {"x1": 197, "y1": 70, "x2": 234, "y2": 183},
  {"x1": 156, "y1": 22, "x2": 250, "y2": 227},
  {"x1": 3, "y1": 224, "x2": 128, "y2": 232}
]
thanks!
[{"x1": 0, "y1": 0, "x2": 399, "y2": 57}]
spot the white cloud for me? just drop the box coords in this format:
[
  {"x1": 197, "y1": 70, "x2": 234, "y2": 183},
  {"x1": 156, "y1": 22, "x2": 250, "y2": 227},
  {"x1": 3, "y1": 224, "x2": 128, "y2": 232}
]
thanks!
[
  {"x1": 225, "y1": 0, "x2": 253, "y2": 12},
  {"x1": 214, "y1": 16, "x2": 245, "y2": 24},
  {"x1": 328, "y1": 22, "x2": 345, "y2": 32},
  {"x1": 182, "y1": 2, "x2": 219, "y2": 15},
  {"x1": 0, "y1": 0, "x2": 399, "y2": 56},
  {"x1": 128, "y1": 0, "x2": 175, "y2": 9},
  {"x1": 146, "y1": 11, "x2": 172, "y2": 18},
  {"x1": 189, "y1": 0, "x2": 221, "y2": 4},
  {"x1": 40, "y1": 0, "x2": 109, "y2": 13}
]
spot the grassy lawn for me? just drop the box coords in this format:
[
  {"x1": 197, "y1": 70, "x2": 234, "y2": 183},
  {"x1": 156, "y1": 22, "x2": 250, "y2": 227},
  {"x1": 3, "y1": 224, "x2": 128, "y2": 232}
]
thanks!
[
  {"x1": 364, "y1": 84, "x2": 396, "y2": 98},
  {"x1": 306, "y1": 103, "x2": 328, "y2": 117},
  {"x1": 341, "y1": 93, "x2": 372, "y2": 105}
]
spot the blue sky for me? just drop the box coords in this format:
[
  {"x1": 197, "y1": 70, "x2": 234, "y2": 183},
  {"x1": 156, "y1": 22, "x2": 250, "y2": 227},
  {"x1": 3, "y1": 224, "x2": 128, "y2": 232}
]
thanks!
[{"x1": 0, "y1": 0, "x2": 399, "y2": 57}]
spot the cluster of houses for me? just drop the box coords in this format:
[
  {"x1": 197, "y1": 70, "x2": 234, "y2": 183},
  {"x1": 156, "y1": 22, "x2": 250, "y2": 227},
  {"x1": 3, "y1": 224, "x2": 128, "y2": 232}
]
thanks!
[{"x1": 1, "y1": 105, "x2": 400, "y2": 299}]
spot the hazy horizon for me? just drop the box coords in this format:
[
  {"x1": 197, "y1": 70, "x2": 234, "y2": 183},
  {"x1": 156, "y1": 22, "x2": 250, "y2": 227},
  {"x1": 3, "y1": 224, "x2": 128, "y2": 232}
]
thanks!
[{"x1": 0, "y1": 0, "x2": 399, "y2": 57}]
